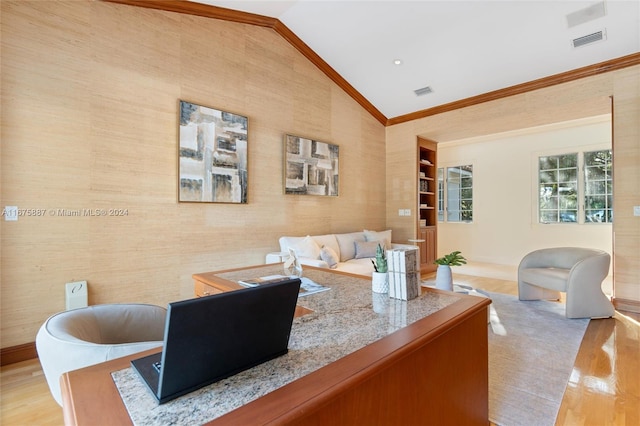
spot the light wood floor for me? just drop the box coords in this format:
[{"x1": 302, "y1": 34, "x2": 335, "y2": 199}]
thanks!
[{"x1": 1, "y1": 273, "x2": 638, "y2": 425}]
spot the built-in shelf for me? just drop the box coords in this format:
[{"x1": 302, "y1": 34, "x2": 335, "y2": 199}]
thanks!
[{"x1": 417, "y1": 138, "x2": 437, "y2": 272}]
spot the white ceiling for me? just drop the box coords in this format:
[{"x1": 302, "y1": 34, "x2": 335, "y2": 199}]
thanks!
[{"x1": 191, "y1": 1, "x2": 639, "y2": 119}]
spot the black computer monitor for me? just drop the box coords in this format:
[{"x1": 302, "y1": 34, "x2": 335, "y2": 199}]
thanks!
[{"x1": 131, "y1": 277, "x2": 301, "y2": 404}]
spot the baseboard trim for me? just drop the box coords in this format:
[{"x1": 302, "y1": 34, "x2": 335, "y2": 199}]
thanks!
[
  {"x1": 612, "y1": 297, "x2": 640, "y2": 314},
  {"x1": 1, "y1": 342, "x2": 38, "y2": 366}
]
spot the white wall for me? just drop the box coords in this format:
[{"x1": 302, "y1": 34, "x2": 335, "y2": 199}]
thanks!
[{"x1": 437, "y1": 115, "x2": 612, "y2": 268}]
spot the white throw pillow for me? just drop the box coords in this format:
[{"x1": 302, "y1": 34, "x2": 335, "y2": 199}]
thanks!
[
  {"x1": 354, "y1": 241, "x2": 380, "y2": 259},
  {"x1": 292, "y1": 235, "x2": 321, "y2": 259},
  {"x1": 313, "y1": 234, "x2": 340, "y2": 259},
  {"x1": 320, "y1": 245, "x2": 339, "y2": 269},
  {"x1": 364, "y1": 229, "x2": 392, "y2": 250},
  {"x1": 336, "y1": 232, "x2": 366, "y2": 262}
]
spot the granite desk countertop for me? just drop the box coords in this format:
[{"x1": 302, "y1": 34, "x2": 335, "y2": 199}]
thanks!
[{"x1": 113, "y1": 266, "x2": 459, "y2": 426}]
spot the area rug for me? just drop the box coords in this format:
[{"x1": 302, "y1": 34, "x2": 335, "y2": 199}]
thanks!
[{"x1": 479, "y1": 290, "x2": 589, "y2": 426}]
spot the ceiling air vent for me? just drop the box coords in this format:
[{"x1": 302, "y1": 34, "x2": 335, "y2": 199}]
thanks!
[
  {"x1": 572, "y1": 30, "x2": 606, "y2": 48},
  {"x1": 414, "y1": 86, "x2": 433, "y2": 96},
  {"x1": 566, "y1": 1, "x2": 606, "y2": 28}
]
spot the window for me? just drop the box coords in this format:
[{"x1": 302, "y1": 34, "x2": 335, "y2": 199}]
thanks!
[
  {"x1": 437, "y1": 168, "x2": 444, "y2": 222},
  {"x1": 538, "y1": 149, "x2": 612, "y2": 224},
  {"x1": 438, "y1": 165, "x2": 473, "y2": 223},
  {"x1": 539, "y1": 154, "x2": 578, "y2": 223},
  {"x1": 584, "y1": 150, "x2": 613, "y2": 223}
]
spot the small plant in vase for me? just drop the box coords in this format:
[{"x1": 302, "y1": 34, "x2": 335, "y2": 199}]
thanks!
[
  {"x1": 371, "y1": 244, "x2": 388, "y2": 273},
  {"x1": 434, "y1": 251, "x2": 466, "y2": 291},
  {"x1": 371, "y1": 244, "x2": 389, "y2": 293}
]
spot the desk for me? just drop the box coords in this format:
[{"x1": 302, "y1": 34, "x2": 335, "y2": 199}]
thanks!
[{"x1": 61, "y1": 265, "x2": 490, "y2": 425}]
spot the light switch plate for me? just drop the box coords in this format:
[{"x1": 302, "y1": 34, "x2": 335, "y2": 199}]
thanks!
[
  {"x1": 65, "y1": 281, "x2": 88, "y2": 310},
  {"x1": 634, "y1": 206, "x2": 640, "y2": 217}
]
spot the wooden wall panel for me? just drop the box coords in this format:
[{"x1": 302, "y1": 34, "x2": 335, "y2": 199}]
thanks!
[
  {"x1": 0, "y1": 1, "x2": 386, "y2": 349},
  {"x1": 612, "y1": 67, "x2": 640, "y2": 305}
]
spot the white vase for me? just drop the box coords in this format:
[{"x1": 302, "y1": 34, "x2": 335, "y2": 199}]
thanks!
[
  {"x1": 435, "y1": 265, "x2": 453, "y2": 291},
  {"x1": 372, "y1": 271, "x2": 389, "y2": 293}
]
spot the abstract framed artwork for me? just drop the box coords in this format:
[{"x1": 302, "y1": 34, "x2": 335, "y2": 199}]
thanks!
[
  {"x1": 178, "y1": 100, "x2": 248, "y2": 203},
  {"x1": 284, "y1": 134, "x2": 339, "y2": 196}
]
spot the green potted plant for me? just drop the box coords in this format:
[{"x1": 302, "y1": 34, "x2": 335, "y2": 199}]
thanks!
[
  {"x1": 434, "y1": 251, "x2": 466, "y2": 290},
  {"x1": 371, "y1": 244, "x2": 389, "y2": 293}
]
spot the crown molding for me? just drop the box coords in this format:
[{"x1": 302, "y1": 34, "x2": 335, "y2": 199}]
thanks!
[
  {"x1": 101, "y1": 1, "x2": 639, "y2": 128},
  {"x1": 102, "y1": 0, "x2": 277, "y2": 27},
  {"x1": 386, "y1": 52, "x2": 640, "y2": 126}
]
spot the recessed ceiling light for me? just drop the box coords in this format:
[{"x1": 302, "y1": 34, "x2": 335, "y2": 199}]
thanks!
[{"x1": 393, "y1": 59, "x2": 403, "y2": 65}]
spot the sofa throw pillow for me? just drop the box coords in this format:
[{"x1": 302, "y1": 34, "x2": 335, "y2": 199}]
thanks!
[
  {"x1": 354, "y1": 241, "x2": 380, "y2": 259},
  {"x1": 335, "y1": 232, "x2": 366, "y2": 262},
  {"x1": 364, "y1": 229, "x2": 392, "y2": 250},
  {"x1": 292, "y1": 235, "x2": 321, "y2": 259},
  {"x1": 320, "y1": 245, "x2": 339, "y2": 269}
]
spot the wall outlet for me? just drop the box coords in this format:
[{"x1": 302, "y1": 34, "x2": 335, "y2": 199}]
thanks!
[
  {"x1": 404, "y1": 209, "x2": 411, "y2": 216},
  {"x1": 634, "y1": 206, "x2": 640, "y2": 217},
  {"x1": 65, "y1": 281, "x2": 88, "y2": 310}
]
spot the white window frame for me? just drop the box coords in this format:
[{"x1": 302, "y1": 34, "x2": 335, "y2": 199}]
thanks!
[
  {"x1": 533, "y1": 144, "x2": 612, "y2": 225},
  {"x1": 437, "y1": 164, "x2": 473, "y2": 223}
]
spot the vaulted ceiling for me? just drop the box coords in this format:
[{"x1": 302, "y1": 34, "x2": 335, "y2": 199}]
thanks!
[{"x1": 191, "y1": 1, "x2": 638, "y2": 122}]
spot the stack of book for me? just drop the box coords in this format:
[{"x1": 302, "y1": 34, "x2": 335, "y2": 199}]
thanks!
[{"x1": 387, "y1": 248, "x2": 420, "y2": 301}]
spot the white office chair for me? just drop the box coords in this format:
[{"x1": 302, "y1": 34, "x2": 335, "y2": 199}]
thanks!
[{"x1": 35, "y1": 303, "x2": 166, "y2": 405}]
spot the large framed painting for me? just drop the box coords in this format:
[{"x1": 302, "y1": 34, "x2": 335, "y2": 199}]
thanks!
[
  {"x1": 178, "y1": 100, "x2": 248, "y2": 203},
  {"x1": 284, "y1": 134, "x2": 339, "y2": 196}
]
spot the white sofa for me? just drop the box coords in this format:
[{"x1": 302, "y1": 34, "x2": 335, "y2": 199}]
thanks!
[{"x1": 267, "y1": 230, "x2": 417, "y2": 277}]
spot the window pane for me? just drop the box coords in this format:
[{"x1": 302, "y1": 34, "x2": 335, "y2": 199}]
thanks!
[
  {"x1": 541, "y1": 196, "x2": 558, "y2": 210},
  {"x1": 446, "y1": 165, "x2": 473, "y2": 222},
  {"x1": 559, "y1": 154, "x2": 577, "y2": 168},
  {"x1": 558, "y1": 168, "x2": 577, "y2": 182},
  {"x1": 585, "y1": 165, "x2": 605, "y2": 180},
  {"x1": 538, "y1": 153, "x2": 578, "y2": 223},
  {"x1": 559, "y1": 182, "x2": 577, "y2": 195},
  {"x1": 539, "y1": 156, "x2": 557, "y2": 170},
  {"x1": 539, "y1": 170, "x2": 557, "y2": 183},
  {"x1": 437, "y1": 168, "x2": 444, "y2": 221},
  {"x1": 540, "y1": 184, "x2": 557, "y2": 198},
  {"x1": 586, "y1": 195, "x2": 606, "y2": 209},
  {"x1": 559, "y1": 211, "x2": 577, "y2": 222},
  {"x1": 559, "y1": 195, "x2": 577, "y2": 210},
  {"x1": 540, "y1": 211, "x2": 557, "y2": 222},
  {"x1": 584, "y1": 149, "x2": 613, "y2": 223},
  {"x1": 585, "y1": 209, "x2": 608, "y2": 223},
  {"x1": 586, "y1": 181, "x2": 606, "y2": 194}
]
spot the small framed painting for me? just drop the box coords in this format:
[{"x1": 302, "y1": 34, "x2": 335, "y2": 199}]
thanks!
[
  {"x1": 284, "y1": 134, "x2": 339, "y2": 196},
  {"x1": 178, "y1": 100, "x2": 248, "y2": 203}
]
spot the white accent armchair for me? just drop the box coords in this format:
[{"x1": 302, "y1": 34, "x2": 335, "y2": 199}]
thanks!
[
  {"x1": 35, "y1": 303, "x2": 166, "y2": 405},
  {"x1": 518, "y1": 247, "x2": 614, "y2": 319}
]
